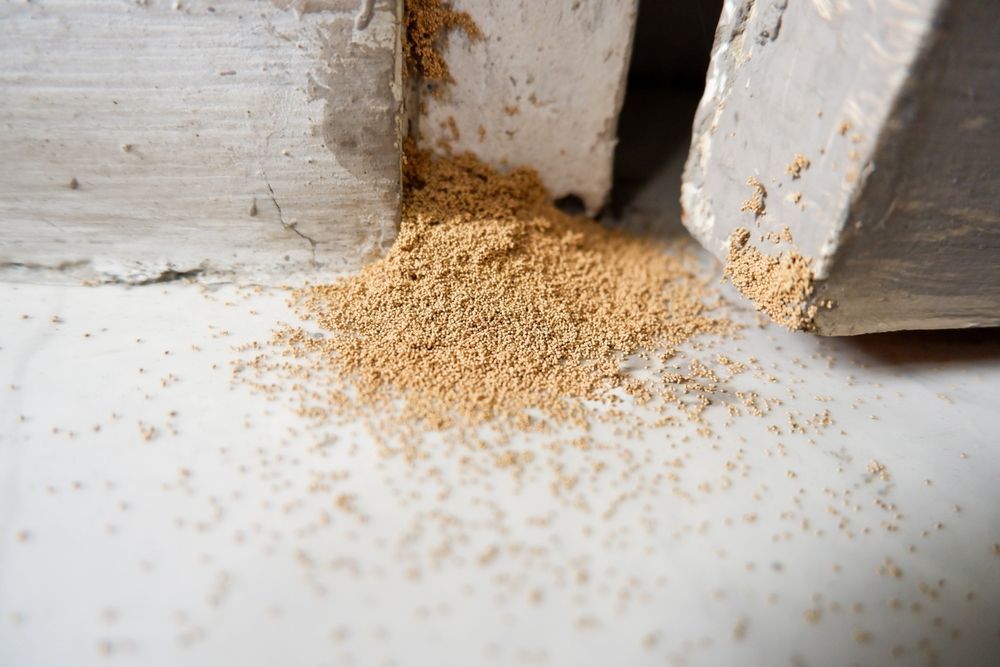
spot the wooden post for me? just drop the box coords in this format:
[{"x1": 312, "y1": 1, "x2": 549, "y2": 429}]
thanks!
[
  {"x1": 0, "y1": 0, "x2": 404, "y2": 283},
  {"x1": 414, "y1": 0, "x2": 639, "y2": 214},
  {"x1": 683, "y1": 0, "x2": 1000, "y2": 334}
]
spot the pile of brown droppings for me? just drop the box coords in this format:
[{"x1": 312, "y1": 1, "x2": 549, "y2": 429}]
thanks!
[
  {"x1": 785, "y1": 154, "x2": 811, "y2": 179},
  {"x1": 724, "y1": 227, "x2": 816, "y2": 331},
  {"x1": 282, "y1": 144, "x2": 730, "y2": 430},
  {"x1": 740, "y1": 177, "x2": 767, "y2": 217},
  {"x1": 404, "y1": 0, "x2": 482, "y2": 84}
]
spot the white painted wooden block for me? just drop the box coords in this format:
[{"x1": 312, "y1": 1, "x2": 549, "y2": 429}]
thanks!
[
  {"x1": 683, "y1": 0, "x2": 1000, "y2": 334},
  {"x1": 0, "y1": 0, "x2": 403, "y2": 283},
  {"x1": 416, "y1": 0, "x2": 639, "y2": 214}
]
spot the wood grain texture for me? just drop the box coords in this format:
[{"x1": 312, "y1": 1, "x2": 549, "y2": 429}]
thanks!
[
  {"x1": 811, "y1": 0, "x2": 1000, "y2": 334},
  {"x1": 682, "y1": 0, "x2": 1000, "y2": 334},
  {"x1": 416, "y1": 0, "x2": 639, "y2": 214},
  {"x1": 0, "y1": 0, "x2": 402, "y2": 283}
]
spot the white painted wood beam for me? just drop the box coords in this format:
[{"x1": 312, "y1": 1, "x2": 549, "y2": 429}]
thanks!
[
  {"x1": 0, "y1": 0, "x2": 403, "y2": 283},
  {"x1": 683, "y1": 0, "x2": 1000, "y2": 334}
]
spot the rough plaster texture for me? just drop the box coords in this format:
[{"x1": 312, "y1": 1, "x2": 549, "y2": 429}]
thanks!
[
  {"x1": 417, "y1": 0, "x2": 638, "y2": 214},
  {"x1": 0, "y1": 0, "x2": 403, "y2": 284},
  {"x1": 682, "y1": 0, "x2": 1000, "y2": 335}
]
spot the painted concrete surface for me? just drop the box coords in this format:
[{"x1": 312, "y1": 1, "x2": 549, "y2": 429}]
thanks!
[{"x1": 1, "y1": 278, "x2": 998, "y2": 666}]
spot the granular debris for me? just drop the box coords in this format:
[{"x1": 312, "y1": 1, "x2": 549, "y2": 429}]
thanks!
[
  {"x1": 786, "y1": 154, "x2": 811, "y2": 179},
  {"x1": 404, "y1": 0, "x2": 482, "y2": 85},
  {"x1": 724, "y1": 227, "x2": 816, "y2": 331},
  {"x1": 274, "y1": 142, "x2": 732, "y2": 431},
  {"x1": 740, "y1": 177, "x2": 767, "y2": 217}
]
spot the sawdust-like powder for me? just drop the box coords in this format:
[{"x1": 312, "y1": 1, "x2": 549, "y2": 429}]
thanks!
[
  {"x1": 263, "y1": 0, "x2": 734, "y2": 437},
  {"x1": 740, "y1": 177, "x2": 767, "y2": 217},
  {"x1": 785, "y1": 154, "x2": 811, "y2": 179},
  {"x1": 403, "y1": 0, "x2": 482, "y2": 84},
  {"x1": 724, "y1": 227, "x2": 816, "y2": 331},
  {"x1": 278, "y1": 142, "x2": 732, "y2": 432}
]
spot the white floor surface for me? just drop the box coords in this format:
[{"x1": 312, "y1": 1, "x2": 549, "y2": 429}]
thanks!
[{"x1": 1, "y1": 279, "x2": 998, "y2": 666}]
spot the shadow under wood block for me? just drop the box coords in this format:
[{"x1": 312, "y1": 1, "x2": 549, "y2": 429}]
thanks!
[
  {"x1": 682, "y1": 0, "x2": 1000, "y2": 335},
  {"x1": 0, "y1": 0, "x2": 403, "y2": 284},
  {"x1": 845, "y1": 328, "x2": 1000, "y2": 369},
  {"x1": 606, "y1": 0, "x2": 723, "y2": 238}
]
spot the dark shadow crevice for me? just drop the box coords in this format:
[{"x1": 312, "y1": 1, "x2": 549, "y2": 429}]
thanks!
[{"x1": 607, "y1": 1, "x2": 723, "y2": 238}]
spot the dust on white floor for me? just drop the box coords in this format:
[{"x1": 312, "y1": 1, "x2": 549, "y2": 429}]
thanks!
[{"x1": 1, "y1": 279, "x2": 998, "y2": 666}]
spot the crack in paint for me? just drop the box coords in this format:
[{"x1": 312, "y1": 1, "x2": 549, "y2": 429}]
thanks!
[
  {"x1": 265, "y1": 180, "x2": 319, "y2": 265},
  {"x1": 0, "y1": 261, "x2": 206, "y2": 285},
  {"x1": 122, "y1": 268, "x2": 204, "y2": 285}
]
